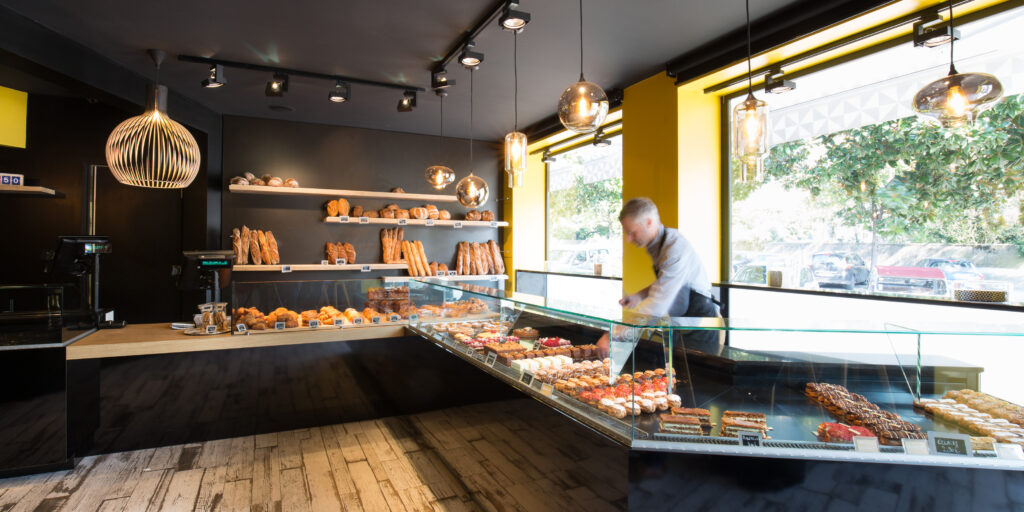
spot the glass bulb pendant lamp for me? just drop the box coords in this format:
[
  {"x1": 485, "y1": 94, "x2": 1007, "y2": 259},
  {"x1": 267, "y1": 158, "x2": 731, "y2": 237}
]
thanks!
[
  {"x1": 105, "y1": 50, "x2": 200, "y2": 189},
  {"x1": 425, "y1": 94, "x2": 455, "y2": 189},
  {"x1": 912, "y1": 0, "x2": 1002, "y2": 128},
  {"x1": 557, "y1": 0, "x2": 608, "y2": 134},
  {"x1": 731, "y1": 0, "x2": 769, "y2": 183},
  {"x1": 504, "y1": 31, "x2": 528, "y2": 187},
  {"x1": 458, "y1": 68, "x2": 490, "y2": 208}
]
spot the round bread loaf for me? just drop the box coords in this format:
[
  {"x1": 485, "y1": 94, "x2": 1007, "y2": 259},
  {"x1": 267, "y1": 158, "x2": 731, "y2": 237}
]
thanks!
[{"x1": 410, "y1": 207, "x2": 428, "y2": 219}]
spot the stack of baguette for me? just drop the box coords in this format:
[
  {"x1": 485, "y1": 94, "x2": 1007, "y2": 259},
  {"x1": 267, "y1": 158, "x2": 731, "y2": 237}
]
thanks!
[
  {"x1": 401, "y1": 240, "x2": 432, "y2": 276},
  {"x1": 231, "y1": 226, "x2": 280, "y2": 265},
  {"x1": 380, "y1": 228, "x2": 405, "y2": 263},
  {"x1": 456, "y1": 240, "x2": 504, "y2": 275},
  {"x1": 325, "y1": 242, "x2": 356, "y2": 263}
]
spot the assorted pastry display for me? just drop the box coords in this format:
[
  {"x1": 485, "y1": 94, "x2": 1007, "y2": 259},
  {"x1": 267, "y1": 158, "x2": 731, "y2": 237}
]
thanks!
[
  {"x1": 325, "y1": 241, "x2": 357, "y2": 263},
  {"x1": 230, "y1": 172, "x2": 299, "y2": 187},
  {"x1": 232, "y1": 303, "x2": 413, "y2": 331},
  {"x1": 806, "y1": 382, "x2": 924, "y2": 445},
  {"x1": 231, "y1": 226, "x2": 280, "y2": 265},
  {"x1": 455, "y1": 240, "x2": 505, "y2": 275},
  {"x1": 916, "y1": 390, "x2": 1024, "y2": 446},
  {"x1": 365, "y1": 286, "x2": 415, "y2": 318},
  {"x1": 416, "y1": 298, "x2": 491, "y2": 318}
]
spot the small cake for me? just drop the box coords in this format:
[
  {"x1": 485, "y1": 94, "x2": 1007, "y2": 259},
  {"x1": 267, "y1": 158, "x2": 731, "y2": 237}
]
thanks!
[
  {"x1": 667, "y1": 394, "x2": 682, "y2": 408},
  {"x1": 513, "y1": 327, "x2": 539, "y2": 339},
  {"x1": 659, "y1": 415, "x2": 704, "y2": 435}
]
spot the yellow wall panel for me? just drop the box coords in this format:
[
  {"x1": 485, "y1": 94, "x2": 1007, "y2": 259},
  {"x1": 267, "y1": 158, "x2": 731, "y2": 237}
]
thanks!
[
  {"x1": 0, "y1": 85, "x2": 28, "y2": 149},
  {"x1": 504, "y1": 149, "x2": 547, "y2": 291},
  {"x1": 676, "y1": 87, "x2": 721, "y2": 281}
]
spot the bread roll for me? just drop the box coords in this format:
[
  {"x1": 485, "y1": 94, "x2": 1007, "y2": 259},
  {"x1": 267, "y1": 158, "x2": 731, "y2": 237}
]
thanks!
[
  {"x1": 396, "y1": 209, "x2": 410, "y2": 219},
  {"x1": 351, "y1": 205, "x2": 364, "y2": 217},
  {"x1": 326, "y1": 200, "x2": 339, "y2": 217},
  {"x1": 385, "y1": 203, "x2": 399, "y2": 210},
  {"x1": 380, "y1": 209, "x2": 395, "y2": 219},
  {"x1": 438, "y1": 263, "x2": 448, "y2": 273},
  {"x1": 425, "y1": 205, "x2": 439, "y2": 220},
  {"x1": 250, "y1": 178, "x2": 266, "y2": 186},
  {"x1": 410, "y1": 207, "x2": 428, "y2": 219},
  {"x1": 391, "y1": 187, "x2": 405, "y2": 193},
  {"x1": 466, "y1": 211, "x2": 482, "y2": 221},
  {"x1": 480, "y1": 210, "x2": 495, "y2": 222},
  {"x1": 230, "y1": 176, "x2": 249, "y2": 185},
  {"x1": 266, "y1": 231, "x2": 280, "y2": 264},
  {"x1": 429, "y1": 261, "x2": 438, "y2": 276},
  {"x1": 365, "y1": 210, "x2": 379, "y2": 218},
  {"x1": 284, "y1": 178, "x2": 299, "y2": 188},
  {"x1": 343, "y1": 242, "x2": 356, "y2": 264},
  {"x1": 336, "y1": 198, "x2": 350, "y2": 216},
  {"x1": 439, "y1": 210, "x2": 451, "y2": 220},
  {"x1": 267, "y1": 177, "x2": 284, "y2": 187}
]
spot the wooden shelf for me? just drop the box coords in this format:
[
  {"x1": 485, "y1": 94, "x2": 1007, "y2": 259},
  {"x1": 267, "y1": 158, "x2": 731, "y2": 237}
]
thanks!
[
  {"x1": 229, "y1": 184, "x2": 457, "y2": 202},
  {"x1": 323, "y1": 216, "x2": 507, "y2": 228},
  {"x1": 233, "y1": 263, "x2": 408, "y2": 272},
  {"x1": 0, "y1": 185, "x2": 57, "y2": 196},
  {"x1": 383, "y1": 275, "x2": 508, "y2": 283}
]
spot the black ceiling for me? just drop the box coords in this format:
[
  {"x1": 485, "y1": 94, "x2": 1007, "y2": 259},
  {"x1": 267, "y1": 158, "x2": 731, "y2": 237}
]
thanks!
[{"x1": 0, "y1": 0, "x2": 803, "y2": 141}]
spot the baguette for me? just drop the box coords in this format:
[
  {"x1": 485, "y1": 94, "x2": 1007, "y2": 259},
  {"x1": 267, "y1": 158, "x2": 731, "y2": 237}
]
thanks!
[
  {"x1": 478, "y1": 243, "x2": 488, "y2": 275},
  {"x1": 250, "y1": 234, "x2": 262, "y2": 265},
  {"x1": 402, "y1": 241, "x2": 417, "y2": 276},
  {"x1": 239, "y1": 226, "x2": 250, "y2": 264},
  {"x1": 456, "y1": 243, "x2": 464, "y2": 275},
  {"x1": 232, "y1": 228, "x2": 243, "y2": 264},
  {"x1": 326, "y1": 242, "x2": 337, "y2": 263},
  {"x1": 258, "y1": 231, "x2": 272, "y2": 265},
  {"x1": 481, "y1": 242, "x2": 494, "y2": 274},
  {"x1": 458, "y1": 242, "x2": 466, "y2": 275},
  {"x1": 488, "y1": 240, "x2": 505, "y2": 274},
  {"x1": 343, "y1": 242, "x2": 356, "y2": 264},
  {"x1": 469, "y1": 242, "x2": 479, "y2": 275},
  {"x1": 380, "y1": 230, "x2": 389, "y2": 263},
  {"x1": 414, "y1": 240, "x2": 430, "y2": 277},
  {"x1": 266, "y1": 231, "x2": 280, "y2": 264},
  {"x1": 463, "y1": 242, "x2": 471, "y2": 275}
]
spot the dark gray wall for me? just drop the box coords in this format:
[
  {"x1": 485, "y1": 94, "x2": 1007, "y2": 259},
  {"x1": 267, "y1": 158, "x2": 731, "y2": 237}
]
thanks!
[{"x1": 221, "y1": 115, "x2": 503, "y2": 280}]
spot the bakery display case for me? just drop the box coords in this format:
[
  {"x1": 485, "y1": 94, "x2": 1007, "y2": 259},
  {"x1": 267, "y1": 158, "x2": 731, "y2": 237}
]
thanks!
[{"x1": 405, "y1": 278, "x2": 1024, "y2": 470}]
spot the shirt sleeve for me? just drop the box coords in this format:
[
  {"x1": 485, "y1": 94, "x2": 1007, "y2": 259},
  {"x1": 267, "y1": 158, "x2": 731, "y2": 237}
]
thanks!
[{"x1": 634, "y1": 248, "x2": 688, "y2": 318}]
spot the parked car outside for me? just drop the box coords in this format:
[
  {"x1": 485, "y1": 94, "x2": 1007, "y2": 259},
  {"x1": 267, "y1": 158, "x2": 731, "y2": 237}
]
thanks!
[
  {"x1": 810, "y1": 252, "x2": 870, "y2": 289},
  {"x1": 874, "y1": 265, "x2": 948, "y2": 296},
  {"x1": 913, "y1": 258, "x2": 984, "y2": 282}
]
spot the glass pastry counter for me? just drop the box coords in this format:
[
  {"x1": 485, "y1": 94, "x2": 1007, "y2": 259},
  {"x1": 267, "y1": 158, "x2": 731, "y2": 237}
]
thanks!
[{"x1": 405, "y1": 278, "x2": 1024, "y2": 470}]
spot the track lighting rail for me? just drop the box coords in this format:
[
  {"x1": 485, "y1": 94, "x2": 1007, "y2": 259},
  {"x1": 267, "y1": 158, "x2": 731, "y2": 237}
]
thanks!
[{"x1": 177, "y1": 54, "x2": 424, "y2": 93}]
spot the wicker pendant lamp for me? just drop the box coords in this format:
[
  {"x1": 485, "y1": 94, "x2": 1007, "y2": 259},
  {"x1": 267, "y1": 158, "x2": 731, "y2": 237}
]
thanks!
[{"x1": 105, "y1": 50, "x2": 201, "y2": 189}]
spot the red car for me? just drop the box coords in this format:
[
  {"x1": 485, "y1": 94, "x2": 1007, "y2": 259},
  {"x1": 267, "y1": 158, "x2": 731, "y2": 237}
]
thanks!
[{"x1": 874, "y1": 265, "x2": 947, "y2": 295}]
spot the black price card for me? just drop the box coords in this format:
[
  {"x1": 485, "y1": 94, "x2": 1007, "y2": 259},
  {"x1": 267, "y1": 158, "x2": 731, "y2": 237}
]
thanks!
[
  {"x1": 361, "y1": 265, "x2": 371, "y2": 272},
  {"x1": 738, "y1": 432, "x2": 762, "y2": 447},
  {"x1": 531, "y1": 378, "x2": 543, "y2": 391},
  {"x1": 485, "y1": 352, "x2": 497, "y2": 367},
  {"x1": 519, "y1": 371, "x2": 533, "y2": 386},
  {"x1": 929, "y1": 432, "x2": 972, "y2": 456},
  {"x1": 205, "y1": 325, "x2": 218, "y2": 334},
  {"x1": 335, "y1": 258, "x2": 347, "y2": 265},
  {"x1": 274, "y1": 321, "x2": 286, "y2": 330},
  {"x1": 280, "y1": 265, "x2": 292, "y2": 273}
]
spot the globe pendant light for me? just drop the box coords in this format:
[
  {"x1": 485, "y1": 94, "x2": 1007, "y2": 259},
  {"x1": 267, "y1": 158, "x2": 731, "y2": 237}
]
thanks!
[
  {"x1": 106, "y1": 50, "x2": 201, "y2": 189},
  {"x1": 456, "y1": 69, "x2": 490, "y2": 208},
  {"x1": 504, "y1": 31, "x2": 527, "y2": 188},
  {"x1": 425, "y1": 94, "x2": 455, "y2": 189},
  {"x1": 913, "y1": 0, "x2": 1003, "y2": 128},
  {"x1": 557, "y1": 0, "x2": 608, "y2": 134},
  {"x1": 731, "y1": 0, "x2": 768, "y2": 183}
]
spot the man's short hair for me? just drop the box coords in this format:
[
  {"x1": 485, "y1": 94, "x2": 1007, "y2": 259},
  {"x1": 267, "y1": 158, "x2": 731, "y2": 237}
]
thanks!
[{"x1": 619, "y1": 197, "x2": 659, "y2": 222}]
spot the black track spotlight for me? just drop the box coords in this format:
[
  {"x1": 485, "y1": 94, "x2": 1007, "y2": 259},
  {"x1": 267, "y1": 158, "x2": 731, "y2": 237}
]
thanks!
[
  {"x1": 459, "y1": 41, "x2": 484, "y2": 70},
  {"x1": 499, "y1": 2, "x2": 530, "y2": 32},
  {"x1": 765, "y1": 69, "x2": 795, "y2": 94},
  {"x1": 397, "y1": 91, "x2": 417, "y2": 112},
  {"x1": 541, "y1": 150, "x2": 555, "y2": 164},
  {"x1": 265, "y1": 73, "x2": 288, "y2": 96},
  {"x1": 328, "y1": 80, "x2": 350, "y2": 103},
  {"x1": 201, "y1": 64, "x2": 226, "y2": 88},
  {"x1": 431, "y1": 69, "x2": 455, "y2": 92},
  {"x1": 592, "y1": 128, "x2": 612, "y2": 147},
  {"x1": 913, "y1": 13, "x2": 960, "y2": 48}
]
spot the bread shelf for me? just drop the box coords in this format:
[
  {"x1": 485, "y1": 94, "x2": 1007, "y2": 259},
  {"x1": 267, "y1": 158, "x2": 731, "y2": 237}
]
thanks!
[
  {"x1": 323, "y1": 216, "x2": 507, "y2": 228},
  {"x1": 0, "y1": 185, "x2": 57, "y2": 196},
  {"x1": 229, "y1": 184, "x2": 457, "y2": 202},
  {"x1": 233, "y1": 263, "x2": 408, "y2": 272},
  {"x1": 382, "y1": 275, "x2": 508, "y2": 283}
]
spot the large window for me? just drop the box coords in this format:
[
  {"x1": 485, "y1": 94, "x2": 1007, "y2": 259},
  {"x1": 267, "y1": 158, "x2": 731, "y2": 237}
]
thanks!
[
  {"x1": 546, "y1": 136, "x2": 623, "y2": 277},
  {"x1": 729, "y1": 6, "x2": 1024, "y2": 303}
]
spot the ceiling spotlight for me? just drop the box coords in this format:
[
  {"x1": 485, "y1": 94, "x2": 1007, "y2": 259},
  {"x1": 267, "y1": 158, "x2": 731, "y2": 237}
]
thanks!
[
  {"x1": 265, "y1": 73, "x2": 288, "y2": 96},
  {"x1": 500, "y1": 3, "x2": 531, "y2": 32},
  {"x1": 201, "y1": 64, "x2": 226, "y2": 88},
  {"x1": 328, "y1": 80, "x2": 350, "y2": 103},
  {"x1": 459, "y1": 41, "x2": 484, "y2": 69},
  {"x1": 592, "y1": 128, "x2": 611, "y2": 147},
  {"x1": 765, "y1": 69, "x2": 795, "y2": 94},
  {"x1": 913, "y1": 13, "x2": 960, "y2": 48},
  {"x1": 431, "y1": 69, "x2": 455, "y2": 93},
  {"x1": 541, "y1": 150, "x2": 555, "y2": 164},
  {"x1": 397, "y1": 91, "x2": 417, "y2": 112}
]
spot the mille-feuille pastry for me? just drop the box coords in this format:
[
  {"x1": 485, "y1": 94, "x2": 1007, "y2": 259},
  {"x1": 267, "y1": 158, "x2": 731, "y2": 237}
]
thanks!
[
  {"x1": 659, "y1": 415, "x2": 704, "y2": 435},
  {"x1": 670, "y1": 407, "x2": 711, "y2": 427},
  {"x1": 721, "y1": 418, "x2": 769, "y2": 438},
  {"x1": 721, "y1": 411, "x2": 767, "y2": 425}
]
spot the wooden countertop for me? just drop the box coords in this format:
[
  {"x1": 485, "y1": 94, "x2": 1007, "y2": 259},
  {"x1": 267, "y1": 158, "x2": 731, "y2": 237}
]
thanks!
[{"x1": 66, "y1": 322, "x2": 409, "y2": 360}]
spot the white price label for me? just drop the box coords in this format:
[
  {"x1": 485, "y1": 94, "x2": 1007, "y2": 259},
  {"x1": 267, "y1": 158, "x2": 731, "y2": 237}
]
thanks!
[
  {"x1": 485, "y1": 352, "x2": 497, "y2": 367},
  {"x1": 338, "y1": 216, "x2": 350, "y2": 223},
  {"x1": 371, "y1": 316, "x2": 381, "y2": 324},
  {"x1": 540, "y1": 383, "x2": 554, "y2": 397},
  {"x1": 425, "y1": 219, "x2": 435, "y2": 226},
  {"x1": 335, "y1": 258, "x2": 347, "y2": 265},
  {"x1": 235, "y1": 323, "x2": 247, "y2": 333},
  {"x1": 389, "y1": 314, "x2": 401, "y2": 322},
  {"x1": 353, "y1": 317, "x2": 364, "y2": 325},
  {"x1": 853, "y1": 436, "x2": 880, "y2": 453},
  {"x1": 281, "y1": 265, "x2": 292, "y2": 273},
  {"x1": 308, "y1": 319, "x2": 320, "y2": 329},
  {"x1": 437, "y1": 271, "x2": 446, "y2": 277},
  {"x1": 275, "y1": 321, "x2": 286, "y2": 330},
  {"x1": 320, "y1": 260, "x2": 329, "y2": 265},
  {"x1": 408, "y1": 314, "x2": 418, "y2": 322},
  {"x1": 205, "y1": 325, "x2": 218, "y2": 334},
  {"x1": 447, "y1": 270, "x2": 457, "y2": 276},
  {"x1": 359, "y1": 217, "x2": 370, "y2": 224},
  {"x1": 398, "y1": 218, "x2": 408, "y2": 225},
  {"x1": 489, "y1": 221, "x2": 498, "y2": 227},
  {"x1": 996, "y1": 443, "x2": 1024, "y2": 460},
  {"x1": 453, "y1": 222, "x2": 463, "y2": 229},
  {"x1": 361, "y1": 264, "x2": 371, "y2": 272},
  {"x1": 901, "y1": 438, "x2": 930, "y2": 456}
]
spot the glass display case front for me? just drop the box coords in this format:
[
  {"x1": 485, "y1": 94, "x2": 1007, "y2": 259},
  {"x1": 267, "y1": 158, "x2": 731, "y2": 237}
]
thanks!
[{"x1": 406, "y1": 278, "x2": 1024, "y2": 470}]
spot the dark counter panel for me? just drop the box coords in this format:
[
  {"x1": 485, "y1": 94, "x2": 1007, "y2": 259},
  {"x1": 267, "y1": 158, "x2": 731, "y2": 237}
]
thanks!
[{"x1": 0, "y1": 347, "x2": 70, "y2": 477}]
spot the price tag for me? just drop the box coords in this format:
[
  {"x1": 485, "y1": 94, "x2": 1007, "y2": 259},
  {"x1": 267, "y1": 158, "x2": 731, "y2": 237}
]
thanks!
[
  {"x1": 205, "y1": 325, "x2": 218, "y2": 334},
  {"x1": 448, "y1": 270, "x2": 457, "y2": 276},
  {"x1": 490, "y1": 221, "x2": 498, "y2": 228},
  {"x1": 281, "y1": 265, "x2": 292, "y2": 273},
  {"x1": 338, "y1": 216, "x2": 350, "y2": 223},
  {"x1": 519, "y1": 372, "x2": 534, "y2": 386},
  {"x1": 531, "y1": 378, "x2": 543, "y2": 391},
  {"x1": 235, "y1": 323, "x2": 247, "y2": 333},
  {"x1": 485, "y1": 352, "x2": 497, "y2": 367},
  {"x1": 361, "y1": 264, "x2": 371, "y2": 272},
  {"x1": 408, "y1": 314, "x2": 418, "y2": 322},
  {"x1": 335, "y1": 258, "x2": 347, "y2": 265},
  {"x1": 389, "y1": 314, "x2": 401, "y2": 322},
  {"x1": 353, "y1": 317, "x2": 364, "y2": 325},
  {"x1": 275, "y1": 321, "x2": 286, "y2": 330},
  {"x1": 200, "y1": 303, "x2": 213, "y2": 312},
  {"x1": 540, "y1": 383, "x2": 554, "y2": 397},
  {"x1": 425, "y1": 219, "x2": 435, "y2": 226},
  {"x1": 398, "y1": 218, "x2": 408, "y2": 225},
  {"x1": 371, "y1": 316, "x2": 381, "y2": 324},
  {"x1": 737, "y1": 432, "x2": 762, "y2": 447},
  {"x1": 320, "y1": 260, "x2": 329, "y2": 265},
  {"x1": 359, "y1": 217, "x2": 370, "y2": 224},
  {"x1": 929, "y1": 432, "x2": 972, "y2": 456},
  {"x1": 901, "y1": 438, "x2": 930, "y2": 456},
  {"x1": 308, "y1": 319, "x2": 320, "y2": 329},
  {"x1": 996, "y1": 443, "x2": 1024, "y2": 460},
  {"x1": 437, "y1": 271, "x2": 446, "y2": 277},
  {"x1": 463, "y1": 344, "x2": 476, "y2": 356},
  {"x1": 453, "y1": 221, "x2": 463, "y2": 229},
  {"x1": 853, "y1": 436, "x2": 880, "y2": 453}
]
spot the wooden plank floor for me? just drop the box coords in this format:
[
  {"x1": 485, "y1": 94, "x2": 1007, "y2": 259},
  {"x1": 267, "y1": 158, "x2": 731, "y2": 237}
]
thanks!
[{"x1": 0, "y1": 399, "x2": 627, "y2": 511}]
